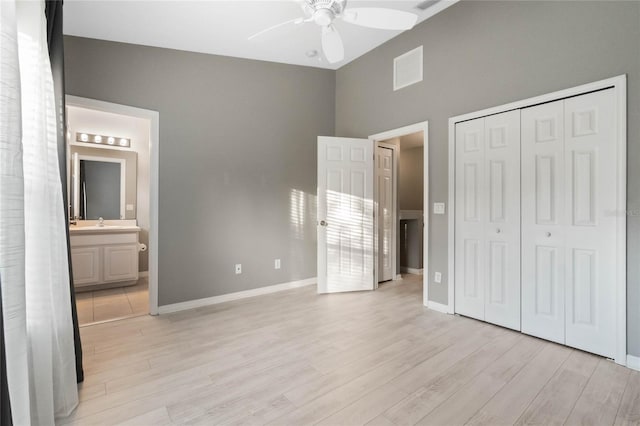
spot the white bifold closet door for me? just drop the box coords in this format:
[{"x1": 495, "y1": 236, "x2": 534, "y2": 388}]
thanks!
[
  {"x1": 455, "y1": 110, "x2": 521, "y2": 330},
  {"x1": 521, "y1": 89, "x2": 617, "y2": 358}
]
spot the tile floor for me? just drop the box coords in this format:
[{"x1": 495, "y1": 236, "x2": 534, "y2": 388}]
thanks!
[{"x1": 76, "y1": 278, "x2": 149, "y2": 326}]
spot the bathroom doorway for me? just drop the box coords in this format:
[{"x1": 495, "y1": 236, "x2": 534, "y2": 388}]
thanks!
[
  {"x1": 370, "y1": 121, "x2": 429, "y2": 303},
  {"x1": 66, "y1": 96, "x2": 159, "y2": 325}
]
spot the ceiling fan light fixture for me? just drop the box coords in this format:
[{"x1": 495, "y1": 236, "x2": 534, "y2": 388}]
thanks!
[{"x1": 313, "y1": 8, "x2": 335, "y2": 26}]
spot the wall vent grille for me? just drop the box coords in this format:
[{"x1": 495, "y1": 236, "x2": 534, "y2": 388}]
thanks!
[{"x1": 394, "y1": 46, "x2": 423, "y2": 91}]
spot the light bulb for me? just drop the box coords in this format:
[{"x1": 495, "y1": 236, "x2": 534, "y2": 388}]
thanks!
[
  {"x1": 119, "y1": 138, "x2": 128, "y2": 147},
  {"x1": 107, "y1": 137, "x2": 115, "y2": 145},
  {"x1": 80, "y1": 133, "x2": 88, "y2": 142},
  {"x1": 94, "y1": 135, "x2": 102, "y2": 143}
]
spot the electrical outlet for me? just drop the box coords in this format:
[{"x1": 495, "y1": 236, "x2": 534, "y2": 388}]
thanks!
[
  {"x1": 434, "y1": 272, "x2": 442, "y2": 283},
  {"x1": 235, "y1": 264, "x2": 242, "y2": 274},
  {"x1": 274, "y1": 259, "x2": 281, "y2": 270},
  {"x1": 126, "y1": 204, "x2": 134, "y2": 211},
  {"x1": 433, "y1": 202, "x2": 446, "y2": 215}
]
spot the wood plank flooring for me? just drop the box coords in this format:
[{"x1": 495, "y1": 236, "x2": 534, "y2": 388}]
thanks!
[{"x1": 59, "y1": 275, "x2": 639, "y2": 426}]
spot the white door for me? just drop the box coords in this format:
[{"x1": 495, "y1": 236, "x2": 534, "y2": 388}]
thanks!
[
  {"x1": 318, "y1": 136, "x2": 375, "y2": 293},
  {"x1": 454, "y1": 117, "x2": 486, "y2": 320},
  {"x1": 521, "y1": 89, "x2": 617, "y2": 358},
  {"x1": 483, "y1": 110, "x2": 521, "y2": 330},
  {"x1": 564, "y1": 89, "x2": 617, "y2": 358},
  {"x1": 376, "y1": 146, "x2": 394, "y2": 282},
  {"x1": 521, "y1": 100, "x2": 566, "y2": 344}
]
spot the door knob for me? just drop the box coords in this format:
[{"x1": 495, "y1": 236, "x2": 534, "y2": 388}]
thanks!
[
  {"x1": 496, "y1": 228, "x2": 501, "y2": 234},
  {"x1": 319, "y1": 220, "x2": 328, "y2": 227},
  {"x1": 546, "y1": 232, "x2": 552, "y2": 237}
]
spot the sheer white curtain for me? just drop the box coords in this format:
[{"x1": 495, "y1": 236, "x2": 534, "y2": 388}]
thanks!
[
  {"x1": 0, "y1": 1, "x2": 32, "y2": 424},
  {"x1": 1, "y1": 0, "x2": 79, "y2": 424}
]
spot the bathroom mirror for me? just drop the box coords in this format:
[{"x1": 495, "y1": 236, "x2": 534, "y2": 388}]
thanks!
[
  {"x1": 69, "y1": 146, "x2": 138, "y2": 221},
  {"x1": 72, "y1": 154, "x2": 125, "y2": 220}
]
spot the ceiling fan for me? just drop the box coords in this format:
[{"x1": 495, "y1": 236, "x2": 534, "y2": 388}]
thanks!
[{"x1": 248, "y1": 0, "x2": 419, "y2": 64}]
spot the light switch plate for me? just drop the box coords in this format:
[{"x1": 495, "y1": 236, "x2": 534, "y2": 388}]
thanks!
[
  {"x1": 126, "y1": 204, "x2": 134, "y2": 211},
  {"x1": 274, "y1": 259, "x2": 281, "y2": 270},
  {"x1": 433, "y1": 202, "x2": 445, "y2": 215},
  {"x1": 235, "y1": 264, "x2": 242, "y2": 274},
  {"x1": 434, "y1": 272, "x2": 442, "y2": 283}
]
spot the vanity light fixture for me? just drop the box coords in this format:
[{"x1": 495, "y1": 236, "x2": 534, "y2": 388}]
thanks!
[{"x1": 75, "y1": 132, "x2": 131, "y2": 148}]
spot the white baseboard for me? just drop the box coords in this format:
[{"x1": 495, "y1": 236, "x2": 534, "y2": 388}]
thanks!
[
  {"x1": 139, "y1": 271, "x2": 149, "y2": 278},
  {"x1": 627, "y1": 354, "x2": 640, "y2": 371},
  {"x1": 400, "y1": 267, "x2": 423, "y2": 275},
  {"x1": 426, "y1": 300, "x2": 450, "y2": 314},
  {"x1": 158, "y1": 277, "x2": 317, "y2": 314}
]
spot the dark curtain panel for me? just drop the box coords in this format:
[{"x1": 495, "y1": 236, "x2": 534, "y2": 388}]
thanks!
[
  {"x1": 45, "y1": 0, "x2": 84, "y2": 383},
  {"x1": 0, "y1": 276, "x2": 12, "y2": 426}
]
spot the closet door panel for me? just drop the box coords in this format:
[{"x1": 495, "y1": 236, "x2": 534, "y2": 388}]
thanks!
[
  {"x1": 564, "y1": 89, "x2": 617, "y2": 358},
  {"x1": 483, "y1": 110, "x2": 521, "y2": 330},
  {"x1": 455, "y1": 117, "x2": 486, "y2": 321},
  {"x1": 521, "y1": 100, "x2": 566, "y2": 344}
]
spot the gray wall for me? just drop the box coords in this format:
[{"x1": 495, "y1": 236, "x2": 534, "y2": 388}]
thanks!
[
  {"x1": 399, "y1": 146, "x2": 423, "y2": 211},
  {"x1": 335, "y1": 1, "x2": 640, "y2": 355},
  {"x1": 65, "y1": 36, "x2": 335, "y2": 306}
]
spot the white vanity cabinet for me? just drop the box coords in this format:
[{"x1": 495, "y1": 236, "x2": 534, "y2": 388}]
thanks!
[{"x1": 70, "y1": 226, "x2": 140, "y2": 290}]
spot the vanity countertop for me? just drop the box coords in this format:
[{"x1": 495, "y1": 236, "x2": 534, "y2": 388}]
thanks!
[{"x1": 70, "y1": 223, "x2": 141, "y2": 234}]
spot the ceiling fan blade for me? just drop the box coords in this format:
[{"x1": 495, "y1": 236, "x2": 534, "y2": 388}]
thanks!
[
  {"x1": 342, "y1": 8, "x2": 418, "y2": 31},
  {"x1": 321, "y1": 25, "x2": 344, "y2": 64},
  {"x1": 248, "y1": 17, "x2": 304, "y2": 41}
]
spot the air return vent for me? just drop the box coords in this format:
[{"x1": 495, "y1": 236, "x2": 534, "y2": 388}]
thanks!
[
  {"x1": 394, "y1": 46, "x2": 423, "y2": 91},
  {"x1": 415, "y1": 0, "x2": 440, "y2": 10}
]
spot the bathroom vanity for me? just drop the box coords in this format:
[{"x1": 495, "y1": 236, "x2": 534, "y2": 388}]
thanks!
[{"x1": 70, "y1": 221, "x2": 141, "y2": 291}]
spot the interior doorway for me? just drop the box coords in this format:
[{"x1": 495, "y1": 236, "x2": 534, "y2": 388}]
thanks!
[
  {"x1": 370, "y1": 121, "x2": 429, "y2": 303},
  {"x1": 66, "y1": 96, "x2": 160, "y2": 322}
]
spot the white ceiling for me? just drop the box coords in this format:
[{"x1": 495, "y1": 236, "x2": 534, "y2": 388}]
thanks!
[{"x1": 63, "y1": 0, "x2": 457, "y2": 70}]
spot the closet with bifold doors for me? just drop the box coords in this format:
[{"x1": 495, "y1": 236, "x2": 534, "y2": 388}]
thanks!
[
  {"x1": 453, "y1": 82, "x2": 624, "y2": 361},
  {"x1": 454, "y1": 109, "x2": 521, "y2": 331}
]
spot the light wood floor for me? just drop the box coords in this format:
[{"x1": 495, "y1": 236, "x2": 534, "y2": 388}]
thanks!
[
  {"x1": 76, "y1": 278, "x2": 149, "y2": 326},
  {"x1": 60, "y1": 275, "x2": 640, "y2": 426}
]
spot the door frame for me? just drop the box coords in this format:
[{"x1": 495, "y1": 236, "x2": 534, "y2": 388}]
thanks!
[
  {"x1": 369, "y1": 121, "x2": 429, "y2": 305},
  {"x1": 375, "y1": 142, "x2": 399, "y2": 285},
  {"x1": 447, "y1": 75, "x2": 627, "y2": 365},
  {"x1": 66, "y1": 95, "x2": 161, "y2": 316}
]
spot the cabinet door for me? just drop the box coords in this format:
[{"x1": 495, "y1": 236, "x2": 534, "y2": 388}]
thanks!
[
  {"x1": 454, "y1": 117, "x2": 486, "y2": 321},
  {"x1": 71, "y1": 247, "x2": 101, "y2": 286},
  {"x1": 483, "y1": 110, "x2": 521, "y2": 331},
  {"x1": 521, "y1": 100, "x2": 566, "y2": 344},
  {"x1": 103, "y1": 244, "x2": 139, "y2": 282},
  {"x1": 564, "y1": 89, "x2": 617, "y2": 359}
]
